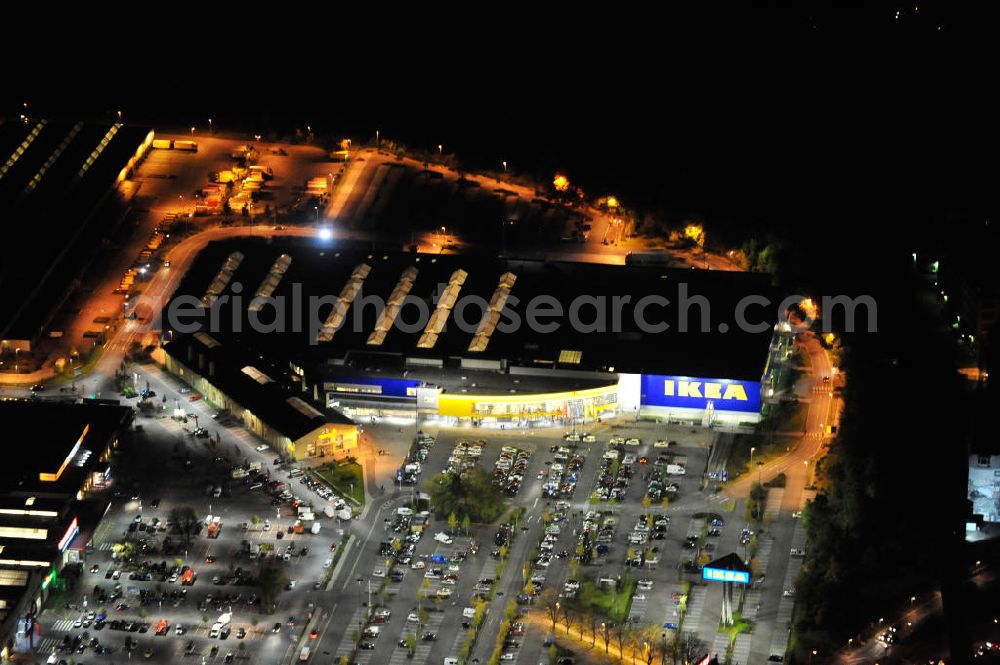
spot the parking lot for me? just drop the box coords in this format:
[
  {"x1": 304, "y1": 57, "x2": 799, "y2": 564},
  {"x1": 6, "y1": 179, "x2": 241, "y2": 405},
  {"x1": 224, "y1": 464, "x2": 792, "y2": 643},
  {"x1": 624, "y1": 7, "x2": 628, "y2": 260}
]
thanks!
[
  {"x1": 31, "y1": 385, "x2": 801, "y2": 665},
  {"x1": 32, "y1": 365, "x2": 355, "y2": 665},
  {"x1": 305, "y1": 420, "x2": 747, "y2": 665}
]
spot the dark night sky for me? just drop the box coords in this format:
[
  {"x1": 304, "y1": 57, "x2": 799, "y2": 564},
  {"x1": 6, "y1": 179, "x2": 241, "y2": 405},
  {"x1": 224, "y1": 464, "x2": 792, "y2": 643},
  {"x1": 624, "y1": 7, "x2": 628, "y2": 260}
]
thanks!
[{"x1": 4, "y1": 5, "x2": 996, "y2": 258}]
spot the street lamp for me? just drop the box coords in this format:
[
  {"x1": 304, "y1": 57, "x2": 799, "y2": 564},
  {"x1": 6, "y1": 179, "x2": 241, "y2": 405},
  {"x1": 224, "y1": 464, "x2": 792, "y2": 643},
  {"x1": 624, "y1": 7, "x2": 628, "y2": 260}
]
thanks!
[
  {"x1": 437, "y1": 144, "x2": 442, "y2": 155},
  {"x1": 208, "y1": 118, "x2": 213, "y2": 133},
  {"x1": 190, "y1": 127, "x2": 195, "y2": 136},
  {"x1": 502, "y1": 161, "x2": 507, "y2": 173},
  {"x1": 376, "y1": 129, "x2": 379, "y2": 145},
  {"x1": 117, "y1": 110, "x2": 122, "y2": 123}
]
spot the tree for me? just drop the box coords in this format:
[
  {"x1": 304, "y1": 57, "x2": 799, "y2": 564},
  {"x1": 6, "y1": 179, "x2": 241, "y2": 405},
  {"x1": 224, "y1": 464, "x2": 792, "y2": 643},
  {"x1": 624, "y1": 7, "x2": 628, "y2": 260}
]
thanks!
[
  {"x1": 256, "y1": 562, "x2": 289, "y2": 611},
  {"x1": 547, "y1": 645, "x2": 559, "y2": 665},
  {"x1": 586, "y1": 613, "x2": 599, "y2": 646},
  {"x1": 251, "y1": 515, "x2": 261, "y2": 525},
  {"x1": 539, "y1": 588, "x2": 560, "y2": 632},
  {"x1": 499, "y1": 545, "x2": 509, "y2": 560},
  {"x1": 613, "y1": 621, "x2": 628, "y2": 657},
  {"x1": 448, "y1": 512, "x2": 459, "y2": 534},
  {"x1": 642, "y1": 495, "x2": 652, "y2": 510},
  {"x1": 523, "y1": 581, "x2": 536, "y2": 597},
  {"x1": 392, "y1": 539, "x2": 402, "y2": 555},
  {"x1": 169, "y1": 506, "x2": 201, "y2": 548},
  {"x1": 426, "y1": 468, "x2": 506, "y2": 523},
  {"x1": 672, "y1": 632, "x2": 706, "y2": 665},
  {"x1": 461, "y1": 514, "x2": 471, "y2": 535},
  {"x1": 405, "y1": 632, "x2": 417, "y2": 657},
  {"x1": 660, "y1": 496, "x2": 670, "y2": 510}
]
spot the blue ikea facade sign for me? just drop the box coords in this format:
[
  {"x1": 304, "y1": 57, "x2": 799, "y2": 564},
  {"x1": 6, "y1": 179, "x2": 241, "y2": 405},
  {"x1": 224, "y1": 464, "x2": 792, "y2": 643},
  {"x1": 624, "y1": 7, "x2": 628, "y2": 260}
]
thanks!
[
  {"x1": 325, "y1": 376, "x2": 420, "y2": 399},
  {"x1": 640, "y1": 375, "x2": 761, "y2": 414},
  {"x1": 702, "y1": 567, "x2": 750, "y2": 584}
]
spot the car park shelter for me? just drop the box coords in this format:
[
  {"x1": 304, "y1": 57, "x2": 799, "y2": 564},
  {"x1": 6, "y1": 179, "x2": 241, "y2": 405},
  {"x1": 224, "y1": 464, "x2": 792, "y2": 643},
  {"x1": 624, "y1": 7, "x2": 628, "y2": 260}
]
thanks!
[{"x1": 164, "y1": 240, "x2": 786, "y2": 428}]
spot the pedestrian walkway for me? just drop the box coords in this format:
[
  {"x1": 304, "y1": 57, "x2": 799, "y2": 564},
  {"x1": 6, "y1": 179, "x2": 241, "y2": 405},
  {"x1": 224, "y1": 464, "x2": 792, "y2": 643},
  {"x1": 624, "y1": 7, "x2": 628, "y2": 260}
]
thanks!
[
  {"x1": 711, "y1": 633, "x2": 729, "y2": 661},
  {"x1": 682, "y1": 586, "x2": 706, "y2": 631},
  {"x1": 389, "y1": 612, "x2": 445, "y2": 665},
  {"x1": 732, "y1": 633, "x2": 752, "y2": 664},
  {"x1": 764, "y1": 488, "x2": 785, "y2": 518},
  {"x1": 36, "y1": 637, "x2": 61, "y2": 653},
  {"x1": 334, "y1": 607, "x2": 369, "y2": 660}
]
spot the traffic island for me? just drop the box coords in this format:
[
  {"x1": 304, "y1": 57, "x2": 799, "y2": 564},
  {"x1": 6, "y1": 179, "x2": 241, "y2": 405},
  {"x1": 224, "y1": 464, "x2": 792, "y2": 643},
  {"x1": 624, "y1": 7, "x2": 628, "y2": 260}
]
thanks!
[{"x1": 314, "y1": 459, "x2": 365, "y2": 506}]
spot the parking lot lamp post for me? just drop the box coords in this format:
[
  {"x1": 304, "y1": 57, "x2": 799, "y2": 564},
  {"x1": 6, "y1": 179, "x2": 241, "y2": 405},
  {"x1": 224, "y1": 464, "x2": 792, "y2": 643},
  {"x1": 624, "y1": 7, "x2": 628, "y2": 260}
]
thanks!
[
  {"x1": 757, "y1": 461, "x2": 763, "y2": 486},
  {"x1": 750, "y1": 447, "x2": 755, "y2": 471}
]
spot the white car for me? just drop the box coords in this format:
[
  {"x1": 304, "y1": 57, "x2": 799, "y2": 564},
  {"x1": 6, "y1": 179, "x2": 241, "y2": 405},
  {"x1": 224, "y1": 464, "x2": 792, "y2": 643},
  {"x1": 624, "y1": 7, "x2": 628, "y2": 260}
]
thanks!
[
  {"x1": 625, "y1": 437, "x2": 641, "y2": 446},
  {"x1": 407, "y1": 613, "x2": 421, "y2": 623},
  {"x1": 263, "y1": 521, "x2": 272, "y2": 531},
  {"x1": 323, "y1": 558, "x2": 333, "y2": 569},
  {"x1": 372, "y1": 569, "x2": 386, "y2": 578},
  {"x1": 411, "y1": 560, "x2": 426, "y2": 570},
  {"x1": 783, "y1": 588, "x2": 795, "y2": 597},
  {"x1": 286, "y1": 580, "x2": 297, "y2": 590},
  {"x1": 175, "y1": 624, "x2": 185, "y2": 635},
  {"x1": 256, "y1": 445, "x2": 269, "y2": 452}
]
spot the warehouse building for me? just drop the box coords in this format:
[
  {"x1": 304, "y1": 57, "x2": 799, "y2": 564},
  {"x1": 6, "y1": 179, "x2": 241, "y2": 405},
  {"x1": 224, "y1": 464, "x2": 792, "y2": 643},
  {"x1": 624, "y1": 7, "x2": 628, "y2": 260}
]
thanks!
[
  {"x1": 163, "y1": 332, "x2": 358, "y2": 459},
  {"x1": 163, "y1": 239, "x2": 786, "y2": 429},
  {"x1": 0, "y1": 119, "x2": 154, "y2": 353},
  {"x1": 0, "y1": 401, "x2": 132, "y2": 659}
]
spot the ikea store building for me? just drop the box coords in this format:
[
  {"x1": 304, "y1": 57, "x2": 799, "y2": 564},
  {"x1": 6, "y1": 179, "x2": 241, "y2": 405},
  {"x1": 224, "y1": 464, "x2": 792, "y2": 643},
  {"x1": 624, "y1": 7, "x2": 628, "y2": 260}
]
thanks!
[{"x1": 164, "y1": 240, "x2": 789, "y2": 429}]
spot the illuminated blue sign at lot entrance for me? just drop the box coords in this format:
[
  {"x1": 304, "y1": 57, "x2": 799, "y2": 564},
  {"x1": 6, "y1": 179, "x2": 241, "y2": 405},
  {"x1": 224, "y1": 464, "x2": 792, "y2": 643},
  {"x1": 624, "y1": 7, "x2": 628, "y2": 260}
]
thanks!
[
  {"x1": 640, "y1": 375, "x2": 761, "y2": 413},
  {"x1": 702, "y1": 567, "x2": 750, "y2": 584}
]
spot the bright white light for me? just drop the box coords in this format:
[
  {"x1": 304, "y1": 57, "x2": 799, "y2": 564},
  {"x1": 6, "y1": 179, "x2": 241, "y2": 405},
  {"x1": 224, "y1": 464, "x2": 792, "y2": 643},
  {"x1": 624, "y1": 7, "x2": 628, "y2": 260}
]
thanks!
[{"x1": 318, "y1": 228, "x2": 333, "y2": 240}]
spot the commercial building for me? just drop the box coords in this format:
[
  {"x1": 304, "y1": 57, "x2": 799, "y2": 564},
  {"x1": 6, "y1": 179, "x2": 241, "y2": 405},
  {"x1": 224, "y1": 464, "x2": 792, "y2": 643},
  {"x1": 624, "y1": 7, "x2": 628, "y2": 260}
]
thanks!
[
  {"x1": 163, "y1": 240, "x2": 785, "y2": 429},
  {"x1": 0, "y1": 119, "x2": 154, "y2": 353},
  {"x1": 0, "y1": 401, "x2": 132, "y2": 659},
  {"x1": 163, "y1": 332, "x2": 358, "y2": 460}
]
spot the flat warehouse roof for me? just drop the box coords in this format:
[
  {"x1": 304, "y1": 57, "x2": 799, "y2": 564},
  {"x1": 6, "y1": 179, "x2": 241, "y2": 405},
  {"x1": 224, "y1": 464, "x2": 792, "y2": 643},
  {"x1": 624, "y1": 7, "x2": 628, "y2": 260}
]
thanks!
[
  {"x1": 0, "y1": 120, "x2": 151, "y2": 340},
  {"x1": 168, "y1": 239, "x2": 779, "y2": 381},
  {"x1": 0, "y1": 401, "x2": 132, "y2": 493},
  {"x1": 163, "y1": 332, "x2": 354, "y2": 440}
]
